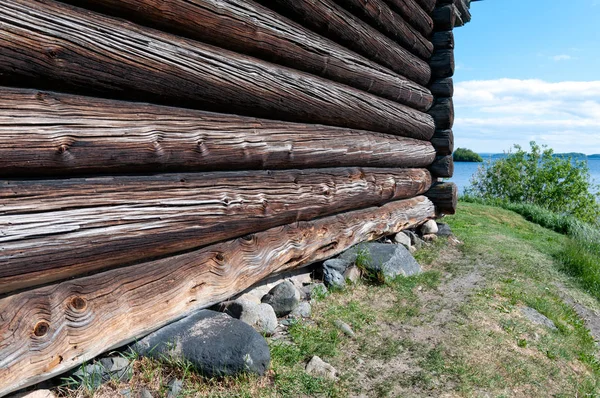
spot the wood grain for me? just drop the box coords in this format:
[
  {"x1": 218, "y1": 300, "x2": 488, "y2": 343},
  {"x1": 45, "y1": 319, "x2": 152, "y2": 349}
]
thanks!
[
  {"x1": 256, "y1": 0, "x2": 431, "y2": 84},
  {"x1": 425, "y1": 182, "x2": 457, "y2": 215},
  {"x1": 0, "y1": 88, "x2": 436, "y2": 177},
  {"x1": 333, "y1": 0, "x2": 433, "y2": 59},
  {"x1": 60, "y1": 0, "x2": 432, "y2": 107},
  {"x1": 0, "y1": 168, "x2": 433, "y2": 293},
  {"x1": 380, "y1": 0, "x2": 433, "y2": 36},
  {"x1": 414, "y1": 0, "x2": 436, "y2": 13},
  {"x1": 0, "y1": 0, "x2": 434, "y2": 140},
  {"x1": 0, "y1": 196, "x2": 436, "y2": 396}
]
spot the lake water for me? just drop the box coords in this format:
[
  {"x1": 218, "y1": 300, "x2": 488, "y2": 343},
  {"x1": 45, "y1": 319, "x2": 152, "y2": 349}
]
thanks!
[{"x1": 452, "y1": 157, "x2": 600, "y2": 195}]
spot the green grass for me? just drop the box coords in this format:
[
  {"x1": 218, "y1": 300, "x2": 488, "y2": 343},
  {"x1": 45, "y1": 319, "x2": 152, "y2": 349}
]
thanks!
[{"x1": 461, "y1": 195, "x2": 600, "y2": 302}]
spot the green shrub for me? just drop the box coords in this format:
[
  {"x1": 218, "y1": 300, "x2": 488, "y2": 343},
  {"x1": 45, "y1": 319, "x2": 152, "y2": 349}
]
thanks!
[
  {"x1": 453, "y1": 148, "x2": 483, "y2": 162},
  {"x1": 466, "y1": 141, "x2": 600, "y2": 224}
]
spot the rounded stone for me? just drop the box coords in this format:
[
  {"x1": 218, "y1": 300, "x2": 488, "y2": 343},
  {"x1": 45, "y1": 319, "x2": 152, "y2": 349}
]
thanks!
[{"x1": 261, "y1": 281, "x2": 301, "y2": 317}]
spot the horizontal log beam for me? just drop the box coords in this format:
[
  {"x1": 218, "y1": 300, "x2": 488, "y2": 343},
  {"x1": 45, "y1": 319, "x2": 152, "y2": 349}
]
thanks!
[
  {"x1": 58, "y1": 0, "x2": 432, "y2": 109},
  {"x1": 425, "y1": 182, "x2": 457, "y2": 215},
  {"x1": 256, "y1": 0, "x2": 431, "y2": 85},
  {"x1": 380, "y1": 0, "x2": 434, "y2": 37},
  {"x1": 333, "y1": 0, "x2": 433, "y2": 60},
  {"x1": 429, "y1": 155, "x2": 454, "y2": 178},
  {"x1": 0, "y1": 168, "x2": 433, "y2": 293},
  {"x1": 428, "y1": 97, "x2": 454, "y2": 130},
  {"x1": 0, "y1": 88, "x2": 436, "y2": 177},
  {"x1": 429, "y1": 77, "x2": 454, "y2": 97},
  {"x1": 415, "y1": 0, "x2": 436, "y2": 13},
  {"x1": 0, "y1": 0, "x2": 434, "y2": 140},
  {"x1": 0, "y1": 196, "x2": 435, "y2": 396},
  {"x1": 431, "y1": 129, "x2": 454, "y2": 156},
  {"x1": 430, "y1": 49, "x2": 455, "y2": 79}
]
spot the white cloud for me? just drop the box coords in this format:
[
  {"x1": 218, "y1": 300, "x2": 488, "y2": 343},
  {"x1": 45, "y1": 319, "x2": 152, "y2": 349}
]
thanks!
[
  {"x1": 551, "y1": 54, "x2": 572, "y2": 61},
  {"x1": 453, "y1": 79, "x2": 600, "y2": 153}
]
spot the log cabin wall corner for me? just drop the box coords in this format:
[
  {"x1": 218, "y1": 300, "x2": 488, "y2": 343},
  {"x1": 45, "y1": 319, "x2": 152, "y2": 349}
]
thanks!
[{"x1": 0, "y1": 0, "x2": 472, "y2": 394}]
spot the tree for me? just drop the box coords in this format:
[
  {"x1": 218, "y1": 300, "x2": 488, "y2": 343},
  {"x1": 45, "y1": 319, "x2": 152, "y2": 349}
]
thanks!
[
  {"x1": 466, "y1": 141, "x2": 600, "y2": 224},
  {"x1": 453, "y1": 148, "x2": 483, "y2": 162}
]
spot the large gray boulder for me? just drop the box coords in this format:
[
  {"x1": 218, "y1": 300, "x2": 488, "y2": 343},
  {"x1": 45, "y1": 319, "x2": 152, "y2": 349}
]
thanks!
[
  {"x1": 261, "y1": 281, "x2": 301, "y2": 317},
  {"x1": 338, "y1": 243, "x2": 421, "y2": 280},
  {"x1": 130, "y1": 310, "x2": 270, "y2": 377},
  {"x1": 436, "y1": 222, "x2": 453, "y2": 237}
]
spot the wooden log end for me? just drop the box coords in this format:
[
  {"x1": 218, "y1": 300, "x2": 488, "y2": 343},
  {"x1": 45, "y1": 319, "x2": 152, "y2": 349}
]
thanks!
[
  {"x1": 430, "y1": 49, "x2": 454, "y2": 79},
  {"x1": 429, "y1": 155, "x2": 454, "y2": 178},
  {"x1": 432, "y1": 4, "x2": 456, "y2": 31},
  {"x1": 429, "y1": 77, "x2": 453, "y2": 97},
  {"x1": 431, "y1": 129, "x2": 454, "y2": 155},
  {"x1": 425, "y1": 182, "x2": 457, "y2": 215},
  {"x1": 427, "y1": 97, "x2": 454, "y2": 130}
]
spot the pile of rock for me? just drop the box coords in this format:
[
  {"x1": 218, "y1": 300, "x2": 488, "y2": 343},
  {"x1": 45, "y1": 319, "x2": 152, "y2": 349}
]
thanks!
[{"x1": 13, "y1": 221, "x2": 454, "y2": 397}]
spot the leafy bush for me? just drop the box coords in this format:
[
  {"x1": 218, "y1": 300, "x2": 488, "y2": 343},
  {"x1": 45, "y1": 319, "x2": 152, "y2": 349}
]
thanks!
[
  {"x1": 466, "y1": 141, "x2": 600, "y2": 224},
  {"x1": 453, "y1": 147, "x2": 483, "y2": 162}
]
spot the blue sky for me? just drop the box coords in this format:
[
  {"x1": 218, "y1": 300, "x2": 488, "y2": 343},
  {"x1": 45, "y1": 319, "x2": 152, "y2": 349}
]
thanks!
[{"x1": 452, "y1": 0, "x2": 600, "y2": 154}]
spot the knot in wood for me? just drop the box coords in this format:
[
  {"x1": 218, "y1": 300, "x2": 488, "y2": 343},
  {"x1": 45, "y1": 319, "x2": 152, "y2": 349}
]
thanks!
[
  {"x1": 70, "y1": 296, "x2": 87, "y2": 312},
  {"x1": 33, "y1": 321, "x2": 50, "y2": 337}
]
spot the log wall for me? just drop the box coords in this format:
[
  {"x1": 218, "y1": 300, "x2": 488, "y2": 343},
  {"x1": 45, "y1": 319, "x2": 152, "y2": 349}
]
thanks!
[{"x1": 0, "y1": 0, "x2": 471, "y2": 394}]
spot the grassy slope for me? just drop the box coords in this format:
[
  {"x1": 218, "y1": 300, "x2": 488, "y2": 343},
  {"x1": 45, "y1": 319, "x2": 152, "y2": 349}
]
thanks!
[{"x1": 61, "y1": 202, "x2": 600, "y2": 397}]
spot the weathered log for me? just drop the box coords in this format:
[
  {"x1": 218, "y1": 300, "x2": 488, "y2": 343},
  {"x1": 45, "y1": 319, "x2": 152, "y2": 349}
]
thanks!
[
  {"x1": 432, "y1": 31, "x2": 454, "y2": 50},
  {"x1": 429, "y1": 77, "x2": 454, "y2": 97},
  {"x1": 431, "y1": 129, "x2": 454, "y2": 156},
  {"x1": 428, "y1": 97, "x2": 454, "y2": 130},
  {"x1": 333, "y1": 0, "x2": 433, "y2": 60},
  {"x1": 380, "y1": 0, "x2": 433, "y2": 36},
  {"x1": 428, "y1": 155, "x2": 454, "y2": 178},
  {"x1": 430, "y1": 49, "x2": 455, "y2": 79},
  {"x1": 414, "y1": 0, "x2": 436, "y2": 13},
  {"x1": 432, "y1": 4, "x2": 457, "y2": 31},
  {"x1": 0, "y1": 168, "x2": 432, "y2": 293},
  {"x1": 256, "y1": 0, "x2": 431, "y2": 84},
  {"x1": 0, "y1": 0, "x2": 434, "y2": 140},
  {"x1": 0, "y1": 196, "x2": 435, "y2": 396},
  {"x1": 58, "y1": 0, "x2": 432, "y2": 108},
  {"x1": 0, "y1": 88, "x2": 436, "y2": 177},
  {"x1": 425, "y1": 182, "x2": 457, "y2": 215}
]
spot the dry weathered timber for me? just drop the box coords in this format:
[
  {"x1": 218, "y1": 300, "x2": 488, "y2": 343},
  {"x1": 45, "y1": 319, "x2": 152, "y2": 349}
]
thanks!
[
  {"x1": 430, "y1": 77, "x2": 454, "y2": 97},
  {"x1": 432, "y1": 31, "x2": 454, "y2": 50},
  {"x1": 59, "y1": 0, "x2": 432, "y2": 107},
  {"x1": 380, "y1": 0, "x2": 433, "y2": 36},
  {"x1": 430, "y1": 49, "x2": 455, "y2": 79},
  {"x1": 0, "y1": 0, "x2": 434, "y2": 140},
  {"x1": 429, "y1": 155, "x2": 454, "y2": 178},
  {"x1": 431, "y1": 129, "x2": 454, "y2": 156},
  {"x1": 0, "y1": 168, "x2": 433, "y2": 293},
  {"x1": 425, "y1": 182, "x2": 457, "y2": 215},
  {"x1": 415, "y1": 0, "x2": 436, "y2": 13},
  {"x1": 428, "y1": 97, "x2": 454, "y2": 130},
  {"x1": 0, "y1": 196, "x2": 435, "y2": 396},
  {"x1": 333, "y1": 0, "x2": 433, "y2": 60},
  {"x1": 256, "y1": 0, "x2": 431, "y2": 84},
  {"x1": 432, "y1": 4, "x2": 457, "y2": 31},
  {"x1": 0, "y1": 88, "x2": 436, "y2": 177}
]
